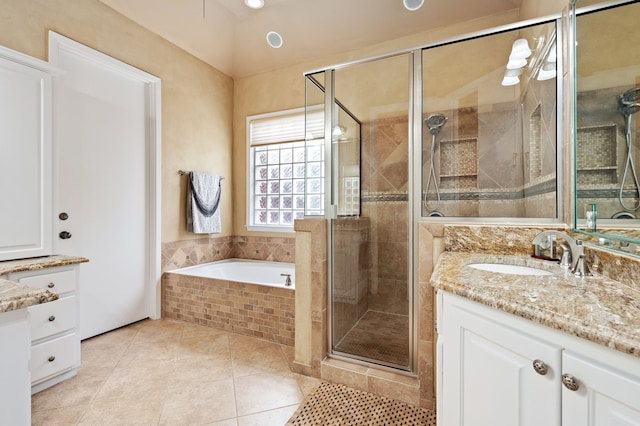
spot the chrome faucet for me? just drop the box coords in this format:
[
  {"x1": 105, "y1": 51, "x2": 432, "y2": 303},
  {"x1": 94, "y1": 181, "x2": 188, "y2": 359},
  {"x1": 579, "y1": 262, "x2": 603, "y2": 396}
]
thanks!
[
  {"x1": 280, "y1": 273, "x2": 292, "y2": 287},
  {"x1": 532, "y1": 230, "x2": 592, "y2": 276}
]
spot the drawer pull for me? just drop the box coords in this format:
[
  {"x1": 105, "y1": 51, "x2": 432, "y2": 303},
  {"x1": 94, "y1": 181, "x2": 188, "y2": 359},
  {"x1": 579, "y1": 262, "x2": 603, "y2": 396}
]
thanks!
[
  {"x1": 48, "y1": 282, "x2": 55, "y2": 288},
  {"x1": 48, "y1": 315, "x2": 56, "y2": 322},
  {"x1": 48, "y1": 356, "x2": 56, "y2": 362}
]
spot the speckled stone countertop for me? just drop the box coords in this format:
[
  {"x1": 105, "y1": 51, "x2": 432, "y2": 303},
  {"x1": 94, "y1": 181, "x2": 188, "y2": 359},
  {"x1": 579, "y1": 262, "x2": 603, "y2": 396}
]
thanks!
[
  {"x1": 431, "y1": 252, "x2": 640, "y2": 358},
  {"x1": 0, "y1": 279, "x2": 58, "y2": 313},
  {"x1": 0, "y1": 255, "x2": 88, "y2": 314},
  {"x1": 0, "y1": 254, "x2": 88, "y2": 275}
]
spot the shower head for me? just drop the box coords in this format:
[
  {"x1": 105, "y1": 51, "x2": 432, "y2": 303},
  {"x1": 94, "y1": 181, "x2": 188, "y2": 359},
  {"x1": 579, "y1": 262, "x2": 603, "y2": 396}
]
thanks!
[
  {"x1": 425, "y1": 114, "x2": 448, "y2": 136},
  {"x1": 618, "y1": 86, "x2": 640, "y2": 116}
]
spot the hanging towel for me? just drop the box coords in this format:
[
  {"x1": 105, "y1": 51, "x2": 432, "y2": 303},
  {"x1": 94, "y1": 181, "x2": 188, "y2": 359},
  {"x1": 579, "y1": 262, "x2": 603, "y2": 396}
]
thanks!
[{"x1": 186, "y1": 171, "x2": 222, "y2": 234}]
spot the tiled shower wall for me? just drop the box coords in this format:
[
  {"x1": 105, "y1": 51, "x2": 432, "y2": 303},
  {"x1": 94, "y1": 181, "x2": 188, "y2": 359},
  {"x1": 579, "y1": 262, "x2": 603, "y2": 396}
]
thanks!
[
  {"x1": 161, "y1": 235, "x2": 296, "y2": 272},
  {"x1": 576, "y1": 85, "x2": 640, "y2": 219}
]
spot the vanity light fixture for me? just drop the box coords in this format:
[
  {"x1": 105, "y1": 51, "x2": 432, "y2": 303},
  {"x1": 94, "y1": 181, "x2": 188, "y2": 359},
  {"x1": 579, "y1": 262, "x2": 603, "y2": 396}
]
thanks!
[
  {"x1": 403, "y1": 0, "x2": 425, "y2": 11},
  {"x1": 506, "y1": 38, "x2": 531, "y2": 69},
  {"x1": 501, "y1": 68, "x2": 522, "y2": 86},
  {"x1": 266, "y1": 31, "x2": 283, "y2": 48},
  {"x1": 537, "y1": 62, "x2": 557, "y2": 81},
  {"x1": 244, "y1": 0, "x2": 264, "y2": 9}
]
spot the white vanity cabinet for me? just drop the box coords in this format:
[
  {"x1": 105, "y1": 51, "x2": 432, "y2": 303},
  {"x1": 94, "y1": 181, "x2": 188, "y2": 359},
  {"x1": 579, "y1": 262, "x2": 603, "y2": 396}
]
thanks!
[
  {"x1": 438, "y1": 291, "x2": 640, "y2": 426},
  {"x1": 8, "y1": 265, "x2": 81, "y2": 393},
  {"x1": 0, "y1": 308, "x2": 31, "y2": 425}
]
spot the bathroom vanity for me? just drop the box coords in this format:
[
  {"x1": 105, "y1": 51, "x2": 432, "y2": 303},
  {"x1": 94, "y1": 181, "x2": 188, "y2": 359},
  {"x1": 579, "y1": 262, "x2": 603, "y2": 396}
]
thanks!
[
  {"x1": 432, "y1": 253, "x2": 640, "y2": 426},
  {"x1": 0, "y1": 255, "x2": 87, "y2": 424}
]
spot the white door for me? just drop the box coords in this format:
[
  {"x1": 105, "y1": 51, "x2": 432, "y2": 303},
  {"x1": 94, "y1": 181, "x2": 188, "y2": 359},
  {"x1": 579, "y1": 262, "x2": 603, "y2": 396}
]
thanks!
[{"x1": 49, "y1": 33, "x2": 161, "y2": 340}]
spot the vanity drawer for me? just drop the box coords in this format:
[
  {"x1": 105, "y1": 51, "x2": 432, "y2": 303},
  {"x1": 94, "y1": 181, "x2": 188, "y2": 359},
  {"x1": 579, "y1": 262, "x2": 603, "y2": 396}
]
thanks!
[
  {"x1": 29, "y1": 297, "x2": 76, "y2": 341},
  {"x1": 12, "y1": 269, "x2": 76, "y2": 294},
  {"x1": 30, "y1": 333, "x2": 76, "y2": 383}
]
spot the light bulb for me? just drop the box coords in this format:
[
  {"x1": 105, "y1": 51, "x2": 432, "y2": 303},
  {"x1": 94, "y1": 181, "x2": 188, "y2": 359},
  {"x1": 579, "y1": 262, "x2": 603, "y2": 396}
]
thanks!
[{"x1": 244, "y1": 0, "x2": 264, "y2": 9}]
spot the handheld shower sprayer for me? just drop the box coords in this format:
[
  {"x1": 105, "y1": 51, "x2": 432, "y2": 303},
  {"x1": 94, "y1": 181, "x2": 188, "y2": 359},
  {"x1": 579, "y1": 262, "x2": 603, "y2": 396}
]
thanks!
[
  {"x1": 424, "y1": 114, "x2": 448, "y2": 214},
  {"x1": 617, "y1": 86, "x2": 640, "y2": 211}
]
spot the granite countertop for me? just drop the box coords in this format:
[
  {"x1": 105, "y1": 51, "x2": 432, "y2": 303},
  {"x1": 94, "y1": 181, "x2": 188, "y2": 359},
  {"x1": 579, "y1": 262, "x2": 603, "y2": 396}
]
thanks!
[
  {"x1": 0, "y1": 278, "x2": 58, "y2": 313},
  {"x1": 0, "y1": 255, "x2": 88, "y2": 314},
  {"x1": 431, "y1": 252, "x2": 640, "y2": 358},
  {"x1": 0, "y1": 254, "x2": 88, "y2": 275}
]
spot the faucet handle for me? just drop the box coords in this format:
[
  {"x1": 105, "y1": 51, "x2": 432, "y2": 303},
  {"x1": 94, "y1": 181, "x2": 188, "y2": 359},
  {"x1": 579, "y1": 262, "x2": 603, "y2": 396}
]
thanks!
[{"x1": 559, "y1": 242, "x2": 571, "y2": 268}]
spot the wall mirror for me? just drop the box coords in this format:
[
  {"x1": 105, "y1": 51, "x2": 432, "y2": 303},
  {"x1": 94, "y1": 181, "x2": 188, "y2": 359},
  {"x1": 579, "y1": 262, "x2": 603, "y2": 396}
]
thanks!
[{"x1": 573, "y1": 0, "x2": 640, "y2": 256}]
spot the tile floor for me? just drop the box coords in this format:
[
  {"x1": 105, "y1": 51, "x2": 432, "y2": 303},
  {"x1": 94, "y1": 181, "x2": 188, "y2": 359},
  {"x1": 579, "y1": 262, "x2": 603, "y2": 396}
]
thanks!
[{"x1": 31, "y1": 318, "x2": 322, "y2": 425}]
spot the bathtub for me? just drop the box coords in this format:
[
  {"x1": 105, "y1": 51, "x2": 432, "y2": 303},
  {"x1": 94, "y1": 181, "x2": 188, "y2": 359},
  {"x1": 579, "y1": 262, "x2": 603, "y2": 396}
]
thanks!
[
  {"x1": 169, "y1": 258, "x2": 295, "y2": 288},
  {"x1": 162, "y1": 259, "x2": 295, "y2": 345}
]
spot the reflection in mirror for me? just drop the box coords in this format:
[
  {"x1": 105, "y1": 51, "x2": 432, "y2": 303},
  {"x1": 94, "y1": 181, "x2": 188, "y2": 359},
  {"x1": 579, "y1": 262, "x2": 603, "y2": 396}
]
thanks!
[
  {"x1": 574, "y1": 1, "x2": 640, "y2": 255},
  {"x1": 421, "y1": 21, "x2": 558, "y2": 218}
]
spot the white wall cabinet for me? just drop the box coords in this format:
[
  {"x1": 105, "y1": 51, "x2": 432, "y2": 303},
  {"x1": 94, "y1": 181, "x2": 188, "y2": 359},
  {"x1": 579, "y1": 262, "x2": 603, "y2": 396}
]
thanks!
[
  {"x1": 438, "y1": 292, "x2": 640, "y2": 426},
  {"x1": 0, "y1": 46, "x2": 58, "y2": 261},
  {"x1": 8, "y1": 265, "x2": 80, "y2": 393}
]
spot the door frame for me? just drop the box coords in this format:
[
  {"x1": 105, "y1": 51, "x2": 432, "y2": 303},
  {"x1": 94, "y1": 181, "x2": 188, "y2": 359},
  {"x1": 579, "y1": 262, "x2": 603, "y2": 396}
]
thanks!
[{"x1": 48, "y1": 31, "x2": 162, "y2": 319}]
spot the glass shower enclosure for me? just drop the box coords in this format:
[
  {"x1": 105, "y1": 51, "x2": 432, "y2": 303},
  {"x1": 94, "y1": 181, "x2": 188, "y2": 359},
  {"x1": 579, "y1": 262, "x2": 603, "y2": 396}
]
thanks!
[{"x1": 306, "y1": 53, "x2": 414, "y2": 370}]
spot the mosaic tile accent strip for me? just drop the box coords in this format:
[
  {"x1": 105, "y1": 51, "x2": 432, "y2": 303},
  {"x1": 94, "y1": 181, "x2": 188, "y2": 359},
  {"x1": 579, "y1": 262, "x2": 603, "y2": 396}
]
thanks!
[
  {"x1": 577, "y1": 125, "x2": 618, "y2": 184},
  {"x1": 162, "y1": 273, "x2": 295, "y2": 346},
  {"x1": 439, "y1": 138, "x2": 478, "y2": 184},
  {"x1": 286, "y1": 382, "x2": 436, "y2": 426}
]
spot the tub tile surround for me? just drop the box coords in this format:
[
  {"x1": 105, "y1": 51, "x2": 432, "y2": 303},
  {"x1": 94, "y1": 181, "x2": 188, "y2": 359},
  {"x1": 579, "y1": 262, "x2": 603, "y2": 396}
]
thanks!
[
  {"x1": 162, "y1": 273, "x2": 295, "y2": 346},
  {"x1": 161, "y1": 235, "x2": 295, "y2": 272}
]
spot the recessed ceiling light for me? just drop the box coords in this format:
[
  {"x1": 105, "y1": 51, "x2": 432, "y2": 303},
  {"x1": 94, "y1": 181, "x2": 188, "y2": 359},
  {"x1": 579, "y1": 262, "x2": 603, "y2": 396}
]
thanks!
[
  {"x1": 244, "y1": 0, "x2": 264, "y2": 9},
  {"x1": 266, "y1": 31, "x2": 283, "y2": 48},
  {"x1": 403, "y1": 0, "x2": 424, "y2": 11}
]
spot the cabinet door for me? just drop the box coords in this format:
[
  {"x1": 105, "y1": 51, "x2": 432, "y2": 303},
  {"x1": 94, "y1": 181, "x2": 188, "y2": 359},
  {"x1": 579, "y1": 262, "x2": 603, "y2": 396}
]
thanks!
[
  {"x1": 0, "y1": 47, "x2": 53, "y2": 261},
  {"x1": 562, "y1": 351, "x2": 640, "y2": 425},
  {"x1": 440, "y1": 293, "x2": 562, "y2": 426}
]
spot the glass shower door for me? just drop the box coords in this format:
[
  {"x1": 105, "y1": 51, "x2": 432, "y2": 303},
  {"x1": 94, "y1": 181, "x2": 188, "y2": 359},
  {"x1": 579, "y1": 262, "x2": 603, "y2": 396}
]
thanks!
[{"x1": 329, "y1": 53, "x2": 412, "y2": 370}]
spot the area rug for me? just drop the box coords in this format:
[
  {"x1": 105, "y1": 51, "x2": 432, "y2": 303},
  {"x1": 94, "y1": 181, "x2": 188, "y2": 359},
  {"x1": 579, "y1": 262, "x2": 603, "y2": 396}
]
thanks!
[{"x1": 286, "y1": 382, "x2": 437, "y2": 425}]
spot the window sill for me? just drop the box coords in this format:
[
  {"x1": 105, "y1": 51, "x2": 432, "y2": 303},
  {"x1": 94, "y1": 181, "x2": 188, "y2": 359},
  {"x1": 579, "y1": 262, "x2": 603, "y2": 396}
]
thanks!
[{"x1": 245, "y1": 225, "x2": 295, "y2": 233}]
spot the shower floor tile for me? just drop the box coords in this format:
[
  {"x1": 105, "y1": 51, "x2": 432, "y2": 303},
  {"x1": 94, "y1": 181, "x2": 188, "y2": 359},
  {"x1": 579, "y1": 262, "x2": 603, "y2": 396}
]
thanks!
[{"x1": 334, "y1": 310, "x2": 410, "y2": 366}]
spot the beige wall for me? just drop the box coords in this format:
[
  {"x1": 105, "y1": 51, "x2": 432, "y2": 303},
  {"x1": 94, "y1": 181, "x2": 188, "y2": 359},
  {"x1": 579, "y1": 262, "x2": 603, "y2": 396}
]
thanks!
[
  {"x1": 232, "y1": 10, "x2": 524, "y2": 237},
  {"x1": 0, "y1": 0, "x2": 234, "y2": 244}
]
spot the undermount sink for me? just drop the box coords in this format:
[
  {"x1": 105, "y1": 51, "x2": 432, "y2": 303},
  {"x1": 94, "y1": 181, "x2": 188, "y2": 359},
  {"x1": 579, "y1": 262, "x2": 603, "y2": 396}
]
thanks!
[{"x1": 468, "y1": 263, "x2": 553, "y2": 276}]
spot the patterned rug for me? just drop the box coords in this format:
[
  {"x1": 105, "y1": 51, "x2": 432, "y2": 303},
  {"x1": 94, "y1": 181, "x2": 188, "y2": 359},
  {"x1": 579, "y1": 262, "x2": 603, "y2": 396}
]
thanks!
[{"x1": 286, "y1": 382, "x2": 437, "y2": 425}]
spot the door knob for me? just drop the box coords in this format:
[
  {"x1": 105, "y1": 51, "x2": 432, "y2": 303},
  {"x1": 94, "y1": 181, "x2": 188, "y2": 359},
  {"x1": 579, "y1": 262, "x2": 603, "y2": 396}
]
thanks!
[{"x1": 59, "y1": 231, "x2": 72, "y2": 239}]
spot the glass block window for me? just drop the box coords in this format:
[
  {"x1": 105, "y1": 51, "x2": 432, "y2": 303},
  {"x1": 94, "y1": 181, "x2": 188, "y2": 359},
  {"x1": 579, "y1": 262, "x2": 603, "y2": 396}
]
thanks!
[{"x1": 247, "y1": 108, "x2": 324, "y2": 231}]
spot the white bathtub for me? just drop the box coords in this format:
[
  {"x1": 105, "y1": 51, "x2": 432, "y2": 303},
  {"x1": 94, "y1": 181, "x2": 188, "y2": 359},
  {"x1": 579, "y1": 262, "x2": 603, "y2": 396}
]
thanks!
[{"x1": 169, "y1": 258, "x2": 295, "y2": 289}]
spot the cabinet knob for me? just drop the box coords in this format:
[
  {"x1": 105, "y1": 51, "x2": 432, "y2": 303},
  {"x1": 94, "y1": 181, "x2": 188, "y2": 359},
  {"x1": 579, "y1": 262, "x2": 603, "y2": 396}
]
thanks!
[
  {"x1": 48, "y1": 315, "x2": 56, "y2": 322},
  {"x1": 48, "y1": 356, "x2": 56, "y2": 362},
  {"x1": 532, "y1": 359, "x2": 548, "y2": 375},
  {"x1": 562, "y1": 374, "x2": 580, "y2": 391},
  {"x1": 47, "y1": 282, "x2": 55, "y2": 288},
  {"x1": 59, "y1": 231, "x2": 72, "y2": 239}
]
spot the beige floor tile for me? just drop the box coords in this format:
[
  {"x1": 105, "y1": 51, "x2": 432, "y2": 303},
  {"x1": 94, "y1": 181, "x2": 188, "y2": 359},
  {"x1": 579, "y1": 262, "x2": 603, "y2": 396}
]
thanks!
[
  {"x1": 93, "y1": 363, "x2": 171, "y2": 402},
  {"x1": 295, "y1": 374, "x2": 323, "y2": 396},
  {"x1": 78, "y1": 393, "x2": 164, "y2": 425},
  {"x1": 116, "y1": 340, "x2": 180, "y2": 368},
  {"x1": 177, "y1": 332, "x2": 230, "y2": 358},
  {"x1": 234, "y1": 372, "x2": 303, "y2": 417},
  {"x1": 167, "y1": 355, "x2": 234, "y2": 390},
  {"x1": 229, "y1": 335, "x2": 291, "y2": 377},
  {"x1": 159, "y1": 379, "x2": 237, "y2": 425},
  {"x1": 31, "y1": 366, "x2": 111, "y2": 411},
  {"x1": 237, "y1": 404, "x2": 299, "y2": 426},
  {"x1": 205, "y1": 419, "x2": 238, "y2": 426},
  {"x1": 31, "y1": 404, "x2": 89, "y2": 425}
]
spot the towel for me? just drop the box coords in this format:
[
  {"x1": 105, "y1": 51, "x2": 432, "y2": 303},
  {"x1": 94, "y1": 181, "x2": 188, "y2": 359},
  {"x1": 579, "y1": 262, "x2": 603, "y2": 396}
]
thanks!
[{"x1": 186, "y1": 171, "x2": 222, "y2": 234}]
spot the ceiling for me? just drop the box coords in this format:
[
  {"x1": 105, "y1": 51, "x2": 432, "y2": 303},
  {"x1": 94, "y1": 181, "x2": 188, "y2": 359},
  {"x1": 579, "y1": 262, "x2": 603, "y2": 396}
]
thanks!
[{"x1": 99, "y1": 0, "x2": 522, "y2": 78}]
